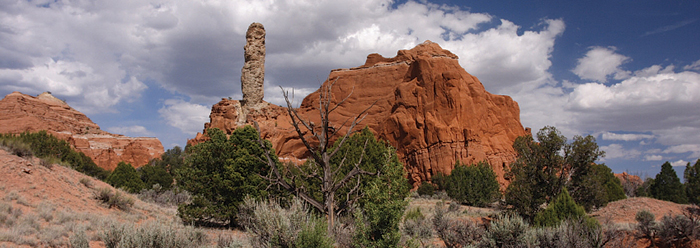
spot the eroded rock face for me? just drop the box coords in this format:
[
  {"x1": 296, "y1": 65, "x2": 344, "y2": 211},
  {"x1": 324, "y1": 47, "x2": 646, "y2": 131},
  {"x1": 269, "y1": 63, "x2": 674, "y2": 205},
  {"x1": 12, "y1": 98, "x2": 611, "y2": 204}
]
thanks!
[
  {"x1": 0, "y1": 92, "x2": 164, "y2": 171},
  {"x1": 191, "y1": 41, "x2": 528, "y2": 187},
  {"x1": 241, "y1": 22, "x2": 266, "y2": 110}
]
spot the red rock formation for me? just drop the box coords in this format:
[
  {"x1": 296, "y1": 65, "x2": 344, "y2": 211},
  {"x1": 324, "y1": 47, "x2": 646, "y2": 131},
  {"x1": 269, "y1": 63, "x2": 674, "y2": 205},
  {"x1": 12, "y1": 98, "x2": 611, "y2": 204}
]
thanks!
[
  {"x1": 191, "y1": 41, "x2": 528, "y2": 187},
  {"x1": 0, "y1": 92, "x2": 164, "y2": 171},
  {"x1": 615, "y1": 172, "x2": 644, "y2": 196}
]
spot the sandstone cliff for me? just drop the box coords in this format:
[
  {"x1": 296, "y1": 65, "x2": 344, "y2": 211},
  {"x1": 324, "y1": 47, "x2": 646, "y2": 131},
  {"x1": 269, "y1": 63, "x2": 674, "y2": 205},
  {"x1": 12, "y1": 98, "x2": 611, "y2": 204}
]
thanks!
[
  {"x1": 191, "y1": 41, "x2": 528, "y2": 187},
  {"x1": 0, "y1": 92, "x2": 164, "y2": 171}
]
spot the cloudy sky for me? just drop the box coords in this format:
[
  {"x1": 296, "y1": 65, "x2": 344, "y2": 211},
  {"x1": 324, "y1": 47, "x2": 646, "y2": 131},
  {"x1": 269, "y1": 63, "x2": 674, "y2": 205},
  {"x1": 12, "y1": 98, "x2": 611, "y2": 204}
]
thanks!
[{"x1": 1, "y1": 0, "x2": 699, "y2": 177}]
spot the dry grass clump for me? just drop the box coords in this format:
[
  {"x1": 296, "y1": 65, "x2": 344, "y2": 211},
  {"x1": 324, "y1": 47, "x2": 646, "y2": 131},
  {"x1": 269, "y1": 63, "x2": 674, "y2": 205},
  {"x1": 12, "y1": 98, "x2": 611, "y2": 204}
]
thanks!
[
  {"x1": 634, "y1": 206, "x2": 700, "y2": 248},
  {"x1": 137, "y1": 184, "x2": 191, "y2": 207},
  {"x1": 238, "y1": 196, "x2": 332, "y2": 248},
  {"x1": 0, "y1": 138, "x2": 33, "y2": 158},
  {"x1": 100, "y1": 220, "x2": 207, "y2": 248},
  {"x1": 95, "y1": 187, "x2": 135, "y2": 210},
  {"x1": 79, "y1": 177, "x2": 93, "y2": 188}
]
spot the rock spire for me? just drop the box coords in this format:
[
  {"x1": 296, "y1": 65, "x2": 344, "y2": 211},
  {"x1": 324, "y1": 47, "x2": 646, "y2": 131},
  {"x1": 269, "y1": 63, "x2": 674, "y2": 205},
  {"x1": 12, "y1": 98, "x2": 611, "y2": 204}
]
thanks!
[{"x1": 241, "y1": 22, "x2": 266, "y2": 109}]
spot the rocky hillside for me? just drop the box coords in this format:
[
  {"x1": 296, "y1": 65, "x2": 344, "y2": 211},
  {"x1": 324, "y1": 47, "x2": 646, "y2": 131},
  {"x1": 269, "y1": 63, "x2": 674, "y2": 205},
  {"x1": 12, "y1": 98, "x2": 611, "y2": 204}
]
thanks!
[
  {"x1": 191, "y1": 41, "x2": 528, "y2": 186},
  {"x1": 0, "y1": 92, "x2": 163, "y2": 170}
]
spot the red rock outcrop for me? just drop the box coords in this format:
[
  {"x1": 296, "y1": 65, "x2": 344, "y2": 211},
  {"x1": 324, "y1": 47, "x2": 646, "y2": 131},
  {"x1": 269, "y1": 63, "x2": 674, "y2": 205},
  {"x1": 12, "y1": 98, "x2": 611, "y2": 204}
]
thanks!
[
  {"x1": 615, "y1": 172, "x2": 643, "y2": 185},
  {"x1": 0, "y1": 92, "x2": 164, "y2": 171},
  {"x1": 191, "y1": 41, "x2": 528, "y2": 187}
]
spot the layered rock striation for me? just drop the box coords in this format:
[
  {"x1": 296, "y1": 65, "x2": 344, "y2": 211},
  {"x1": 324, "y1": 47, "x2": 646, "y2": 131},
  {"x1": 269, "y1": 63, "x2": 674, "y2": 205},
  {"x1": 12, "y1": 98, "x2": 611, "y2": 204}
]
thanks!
[
  {"x1": 191, "y1": 41, "x2": 528, "y2": 187},
  {"x1": 0, "y1": 92, "x2": 164, "y2": 171}
]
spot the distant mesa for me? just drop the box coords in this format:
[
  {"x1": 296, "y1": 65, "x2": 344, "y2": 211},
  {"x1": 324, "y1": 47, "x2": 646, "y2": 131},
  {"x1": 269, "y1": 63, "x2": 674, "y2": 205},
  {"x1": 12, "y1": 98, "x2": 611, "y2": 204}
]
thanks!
[
  {"x1": 190, "y1": 36, "x2": 528, "y2": 187},
  {"x1": 0, "y1": 91, "x2": 164, "y2": 171}
]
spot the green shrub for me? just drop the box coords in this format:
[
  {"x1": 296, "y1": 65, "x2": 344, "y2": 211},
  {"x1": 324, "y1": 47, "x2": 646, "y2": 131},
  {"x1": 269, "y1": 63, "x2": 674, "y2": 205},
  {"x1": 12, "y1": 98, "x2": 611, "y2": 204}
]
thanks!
[
  {"x1": 416, "y1": 182, "x2": 435, "y2": 196},
  {"x1": 353, "y1": 170, "x2": 409, "y2": 248},
  {"x1": 404, "y1": 207, "x2": 424, "y2": 221},
  {"x1": 295, "y1": 217, "x2": 333, "y2": 248},
  {"x1": 533, "y1": 188, "x2": 595, "y2": 227},
  {"x1": 445, "y1": 161, "x2": 501, "y2": 207}
]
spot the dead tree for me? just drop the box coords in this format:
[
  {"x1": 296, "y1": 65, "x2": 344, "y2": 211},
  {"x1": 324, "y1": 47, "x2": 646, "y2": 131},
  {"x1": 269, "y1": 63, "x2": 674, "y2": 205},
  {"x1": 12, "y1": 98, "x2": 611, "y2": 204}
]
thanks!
[{"x1": 254, "y1": 78, "x2": 377, "y2": 230}]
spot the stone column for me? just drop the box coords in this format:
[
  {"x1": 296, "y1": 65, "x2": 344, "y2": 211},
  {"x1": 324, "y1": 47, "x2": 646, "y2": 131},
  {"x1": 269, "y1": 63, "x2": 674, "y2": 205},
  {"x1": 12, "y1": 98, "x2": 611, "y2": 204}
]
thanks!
[{"x1": 241, "y1": 22, "x2": 266, "y2": 108}]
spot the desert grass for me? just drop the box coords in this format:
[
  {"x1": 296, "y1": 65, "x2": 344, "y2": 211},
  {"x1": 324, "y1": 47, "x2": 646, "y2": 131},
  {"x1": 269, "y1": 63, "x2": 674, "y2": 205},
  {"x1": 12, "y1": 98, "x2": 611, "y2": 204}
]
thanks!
[{"x1": 0, "y1": 193, "x2": 249, "y2": 248}]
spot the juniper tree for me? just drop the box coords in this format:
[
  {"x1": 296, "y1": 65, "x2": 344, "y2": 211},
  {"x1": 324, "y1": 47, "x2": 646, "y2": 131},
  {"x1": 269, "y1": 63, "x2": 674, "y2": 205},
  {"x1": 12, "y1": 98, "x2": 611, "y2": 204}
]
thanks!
[
  {"x1": 255, "y1": 79, "x2": 409, "y2": 234},
  {"x1": 651, "y1": 161, "x2": 688, "y2": 204}
]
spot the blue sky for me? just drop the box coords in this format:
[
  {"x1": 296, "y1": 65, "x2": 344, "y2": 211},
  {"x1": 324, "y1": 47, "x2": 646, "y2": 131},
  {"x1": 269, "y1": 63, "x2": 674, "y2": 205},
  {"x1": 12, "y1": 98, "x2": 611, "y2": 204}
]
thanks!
[{"x1": 1, "y1": 0, "x2": 699, "y2": 177}]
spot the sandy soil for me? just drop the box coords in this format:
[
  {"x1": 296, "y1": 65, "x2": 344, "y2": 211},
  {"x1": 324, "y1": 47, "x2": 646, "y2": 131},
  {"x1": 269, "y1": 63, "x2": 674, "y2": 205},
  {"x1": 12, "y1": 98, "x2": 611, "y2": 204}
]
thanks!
[{"x1": 592, "y1": 197, "x2": 692, "y2": 225}]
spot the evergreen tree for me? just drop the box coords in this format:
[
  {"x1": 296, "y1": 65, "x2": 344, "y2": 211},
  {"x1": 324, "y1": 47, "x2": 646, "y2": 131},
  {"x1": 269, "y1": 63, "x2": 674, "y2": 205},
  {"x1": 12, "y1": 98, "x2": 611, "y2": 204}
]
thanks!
[
  {"x1": 446, "y1": 161, "x2": 501, "y2": 207},
  {"x1": 152, "y1": 146, "x2": 185, "y2": 173},
  {"x1": 176, "y1": 127, "x2": 271, "y2": 227},
  {"x1": 139, "y1": 163, "x2": 173, "y2": 190},
  {"x1": 328, "y1": 128, "x2": 411, "y2": 247},
  {"x1": 505, "y1": 126, "x2": 607, "y2": 221},
  {"x1": 684, "y1": 159, "x2": 700, "y2": 204},
  {"x1": 650, "y1": 162, "x2": 688, "y2": 204},
  {"x1": 568, "y1": 163, "x2": 625, "y2": 211},
  {"x1": 106, "y1": 162, "x2": 145, "y2": 193},
  {"x1": 505, "y1": 126, "x2": 568, "y2": 221}
]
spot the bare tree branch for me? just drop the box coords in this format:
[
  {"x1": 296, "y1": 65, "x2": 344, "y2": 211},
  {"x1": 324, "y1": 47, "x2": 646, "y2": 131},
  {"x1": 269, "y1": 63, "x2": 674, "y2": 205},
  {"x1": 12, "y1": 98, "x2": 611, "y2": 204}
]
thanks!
[
  {"x1": 254, "y1": 79, "x2": 378, "y2": 230},
  {"x1": 253, "y1": 122, "x2": 325, "y2": 212}
]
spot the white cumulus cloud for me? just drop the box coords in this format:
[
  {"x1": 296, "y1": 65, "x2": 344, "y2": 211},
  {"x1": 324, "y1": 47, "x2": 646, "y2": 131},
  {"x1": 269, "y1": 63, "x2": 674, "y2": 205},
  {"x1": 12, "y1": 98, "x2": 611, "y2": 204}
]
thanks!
[
  {"x1": 601, "y1": 132, "x2": 655, "y2": 141},
  {"x1": 644, "y1": 154, "x2": 663, "y2": 161},
  {"x1": 107, "y1": 125, "x2": 155, "y2": 137},
  {"x1": 600, "y1": 144, "x2": 641, "y2": 160},
  {"x1": 663, "y1": 144, "x2": 700, "y2": 158},
  {"x1": 684, "y1": 59, "x2": 700, "y2": 71},
  {"x1": 572, "y1": 47, "x2": 631, "y2": 82},
  {"x1": 671, "y1": 160, "x2": 689, "y2": 167},
  {"x1": 158, "y1": 99, "x2": 210, "y2": 135}
]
